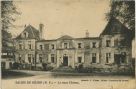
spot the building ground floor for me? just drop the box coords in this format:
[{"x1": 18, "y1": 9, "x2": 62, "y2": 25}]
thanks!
[
  {"x1": 14, "y1": 48, "x2": 133, "y2": 71},
  {"x1": 1, "y1": 59, "x2": 14, "y2": 69}
]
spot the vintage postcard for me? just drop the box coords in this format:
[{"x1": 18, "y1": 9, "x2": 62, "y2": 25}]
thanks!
[{"x1": 1, "y1": 0, "x2": 135, "y2": 89}]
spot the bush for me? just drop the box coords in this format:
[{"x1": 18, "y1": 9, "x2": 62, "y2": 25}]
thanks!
[
  {"x1": 13, "y1": 62, "x2": 20, "y2": 69},
  {"x1": 68, "y1": 65, "x2": 72, "y2": 68},
  {"x1": 42, "y1": 63, "x2": 47, "y2": 70},
  {"x1": 76, "y1": 64, "x2": 92, "y2": 73},
  {"x1": 46, "y1": 66, "x2": 53, "y2": 71},
  {"x1": 42, "y1": 63, "x2": 53, "y2": 71},
  {"x1": 76, "y1": 64, "x2": 83, "y2": 72}
]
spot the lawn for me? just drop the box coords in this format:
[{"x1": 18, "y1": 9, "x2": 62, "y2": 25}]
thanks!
[{"x1": 2, "y1": 69, "x2": 34, "y2": 79}]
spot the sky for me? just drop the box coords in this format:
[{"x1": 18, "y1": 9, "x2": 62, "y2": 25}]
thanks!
[{"x1": 11, "y1": 0, "x2": 110, "y2": 40}]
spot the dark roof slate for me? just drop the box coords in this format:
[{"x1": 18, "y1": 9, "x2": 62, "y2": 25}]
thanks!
[
  {"x1": 101, "y1": 17, "x2": 132, "y2": 35},
  {"x1": 16, "y1": 25, "x2": 40, "y2": 40}
]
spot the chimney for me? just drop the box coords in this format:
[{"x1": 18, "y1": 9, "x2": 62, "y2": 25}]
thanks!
[
  {"x1": 39, "y1": 23, "x2": 44, "y2": 39},
  {"x1": 86, "y1": 30, "x2": 89, "y2": 38},
  {"x1": 24, "y1": 24, "x2": 27, "y2": 28}
]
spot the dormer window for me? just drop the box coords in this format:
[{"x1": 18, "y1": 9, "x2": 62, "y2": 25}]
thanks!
[
  {"x1": 24, "y1": 32, "x2": 26, "y2": 38},
  {"x1": 22, "y1": 32, "x2": 28, "y2": 38},
  {"x1": 106, "y1": 40, "x2": 111, "y2": 47}
]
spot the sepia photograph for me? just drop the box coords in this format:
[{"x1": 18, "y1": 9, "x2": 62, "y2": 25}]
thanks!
[{"x1": 1, "y1": 0, "x2": 135, "y2": 89}]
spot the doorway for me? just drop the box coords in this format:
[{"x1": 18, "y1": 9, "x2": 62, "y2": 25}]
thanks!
[{"x1": 63, "y1": 56, "x2": 68, "y2": 66}]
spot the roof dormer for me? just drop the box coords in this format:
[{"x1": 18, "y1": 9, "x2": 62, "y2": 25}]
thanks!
[{"x1": 21, "y1": 31, "x2": 28, "y2": 38}]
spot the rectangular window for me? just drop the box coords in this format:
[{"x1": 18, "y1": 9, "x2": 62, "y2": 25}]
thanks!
[
  {"x1": 106, "y1": 53, "x2": 111, "y2": 63},
  {"x1": 106, "y1": 40, "x2": 111, "y2": 47},
  {"x1": 92, "y1": 53, "x2": 96, "y2": 63},
  {"x1": 121, "y1": 52, "x2": 126, "y2": 63},
  {"x1": 1, "y1": 62, "x2": 6, "y2": 69},
  {"x1": 51, "y1": 44, "x2": 55, "y2": 49},
  {"x1": 32, "y1": 57, "x2": 35, "y2": 64},
  {"x1": 78, "y1": 57, "x2": 82, "y2": 63},
  {"x1": 39, "y1": 54, "x2": 43, "y2": 63},
  {"x1": 114, "y1": 39, "x2": 119, "y2": 46},
  {"x1": 40, "y1": 45, "x2": 43, "y2": 50},
  {"x1": 78, "y1": 43, "x2": 82, "y2": 48},
  {"x1": 64, "y1": 43, "x2": 68, "y2": 49},
  {"x1": 19, "y1": 44, "x2": 22, "y2": 49},
  {"x1": 24, "y1": 32, "x2": 27, "y2": 38},
  {"x1": 18, "y1": 54, "x2": 22, "y2": 62},
  {"x1": 51, "y1": 54, "x2": 55, "y2": 63},
  {"x1": 28, "y1": 54, "x2": 31, "y2": 63},
  {"x1": 92, "y1": 42, "x2": 96, "y2": 48},
  {"x1": 28, "y1": 44, "x2": 31, "y2": 49}
]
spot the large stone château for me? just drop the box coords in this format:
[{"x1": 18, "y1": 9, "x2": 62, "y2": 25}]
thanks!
[{"x1": 14, "y1": 18, "x2": 133, "y2": 69}]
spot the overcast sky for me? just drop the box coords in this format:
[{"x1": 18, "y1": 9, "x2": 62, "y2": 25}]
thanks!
[{"x1": 11, "y1": 0, "x2": 110, "y2": 39}]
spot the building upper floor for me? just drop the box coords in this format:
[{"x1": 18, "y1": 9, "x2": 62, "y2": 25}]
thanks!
[{"x1": 14, "y1": 17, "x2": 133, "y2": 51}]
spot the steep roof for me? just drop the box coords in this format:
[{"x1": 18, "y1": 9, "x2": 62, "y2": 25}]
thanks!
[
  {"x1": 16, "y1": 25, "x2": 40, "y2": 40},
  {"x1": 100, "y1": 17, "x2": 132, "y2": 36}
]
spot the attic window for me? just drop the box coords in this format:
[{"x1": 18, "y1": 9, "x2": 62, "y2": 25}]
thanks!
[
  {"x1": 23, "y1": 32, "x2": 28, "y2": 38},
  {"x1": 106, "y1": 40, "x2": 111, "y2": 47}
]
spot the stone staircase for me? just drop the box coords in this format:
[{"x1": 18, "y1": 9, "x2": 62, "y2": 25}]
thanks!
[{"x1": 52, "y1": 66, "x2": 76, "y2": 73}]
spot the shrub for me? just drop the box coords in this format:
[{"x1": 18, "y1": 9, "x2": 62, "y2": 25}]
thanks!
[
  {"x1": 75, "y1": 64, "x2": 94, "y2": 73},
  {"x1": 42, "y1": 63, "x2": 47, "y2": 70},
  {"x1": 13, "y1": 62, "x2": 20, "y2": 69},
  {"x1": 68, "y1": 65, "x2": 72, "y2": 68},
  {"x1": 46, "y1": 66, "x2": 53, "y2": 71},
  {"x1": 42, "y1": 63, "x2": 53, "y2": 71}
]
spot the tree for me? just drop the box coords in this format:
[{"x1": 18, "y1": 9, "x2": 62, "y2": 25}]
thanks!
[
  {"x1": 106, "y1": 0, "x2": 135, "y2": 73},
  {"x1": 106, "y1": 0, "x2": 135, "y2": 32},
  {"x1": 1, "y1": 1, "x2": 20, "y2": 30},
  {"x1": 1, "y1": 1, "x2": 20, "y2": 49}
]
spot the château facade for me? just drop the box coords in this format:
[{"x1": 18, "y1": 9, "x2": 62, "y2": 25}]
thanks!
[{"x1": 14, "y1": 18, "x2": 133, "y2": 69}]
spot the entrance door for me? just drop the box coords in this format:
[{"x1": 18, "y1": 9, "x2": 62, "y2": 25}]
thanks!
[{"x1": 63, "y1": 56, "x2": 68, "y2": 66}]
